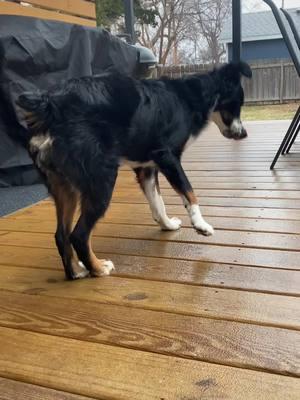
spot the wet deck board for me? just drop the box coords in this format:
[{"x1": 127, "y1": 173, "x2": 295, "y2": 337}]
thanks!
[{"x1": 0, "y1": 120, "x2": 299, "y2": 398}]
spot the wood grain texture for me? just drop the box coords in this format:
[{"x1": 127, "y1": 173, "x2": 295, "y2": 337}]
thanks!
[
  {"x1": 0, "y1": 377, "x2": 94, "y2": 400},
  {"x1": 21, "y1": 0, "x2": 96, "y2": 19},
  {"x1": 115, "y1": 176, "x2": 300, "y2": 196},
  {"x1": 120, "y1": 168, "x2": 300, "y2": 177},
  {"x1": 0, "y1": 265, "x2": 299, "y2": 329},
  {"x1": 0, "y1": 2, "x2": 96, "y2": 26},
  {"x1": 0, "y1": 327, "x2": 299, "y2": 400},
  {"x1": 0, "y1": 291, "x2": 299, "y2": 376},
  {"x1": 104, "y1": 189, "x2": 300, "y2": 201},
  {"x1": 115, "y1": 175, "x2": 300, "y2": 193},
  {"x1": 9, "y1": 201, "x2": 300, "y2": 220},
  {"x1": 1, "y1": 221, "x2": 300, "y2": 251},
  {"x1": 0, "y1": 120, "x2": 300, "y2": 397},
  {"x1": 111, "y1": 193, "x2": 300, "y2": 208},
  {"x1": 2, "y1": 213, "x2": 300, "y2": 234},
  {"x1": 119, "y1": 188, "x2": 300, "y2": 199},
  {"x1": 1, "y1": 247, "x2": 300, "y2": 295},
  {"x1": 1, "y1": 231, "x2": 300, "y2": 270}
]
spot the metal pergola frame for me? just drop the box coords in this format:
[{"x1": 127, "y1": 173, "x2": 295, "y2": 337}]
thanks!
[
  {"x1": 123, "y1": 0, "x2": 136, "y2": 44},
  {"x1": 262, "y1": 0, "x2": 300, "y2": 169},
  {"x1": 232, "y1": 0, "x2": 242, "y2": 62}
]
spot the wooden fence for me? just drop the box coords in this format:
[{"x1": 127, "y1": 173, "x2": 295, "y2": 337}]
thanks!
[
  {"x1": 156, "y1": 61, "x2": 300, "y2": 105},
  {"x1": 0, "y1": 0, "x2": 96, "y2": 26}
]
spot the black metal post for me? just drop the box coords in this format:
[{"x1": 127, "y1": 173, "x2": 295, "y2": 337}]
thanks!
[
  {"x1": 232, "y1": 0, "x2": 241, "y2": 62},
  {"x1": 124, "y1": 0, "x2": 136, "y2": 44},
  {"x1": 281, "y1": 110, "x2": 300, "y2": 154},
  {"x1": 270, "y1": 106, "x2": 300, "y2": 169},
  {"x1": 285, "y1": 115, "x2": 300, "y2": 154}
]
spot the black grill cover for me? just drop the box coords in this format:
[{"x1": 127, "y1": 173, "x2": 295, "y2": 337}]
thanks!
[{"x1": 0, "y1": 15, "x2": 138, "y2": 186}]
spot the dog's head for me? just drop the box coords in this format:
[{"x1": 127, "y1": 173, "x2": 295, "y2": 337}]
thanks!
[{"x1": 211, "y1": 62, "x2": 252, "y2": 140}]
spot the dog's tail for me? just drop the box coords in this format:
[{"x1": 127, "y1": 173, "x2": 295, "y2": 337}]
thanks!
[
  {"x1": 0, "y1": 89, "x2": 34, "y2": 148},
  {"x1": 17, "y1": 92, "x2": 47, "y2": 113}
]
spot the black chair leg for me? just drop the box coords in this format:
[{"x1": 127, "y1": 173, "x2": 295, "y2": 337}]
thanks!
[
  {"x1": 281, "y1": 107, "x2": 300, "y2": 154},
  {"x1": 270, "y1": 106, "x2": 300, "y2": 170},
  {"x1": 286, "y1": 119, "x2": 300, "y2": 154}
]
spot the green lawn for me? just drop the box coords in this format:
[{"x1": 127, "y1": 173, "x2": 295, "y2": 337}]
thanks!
[{"x1": 242, "y1": 103, "x2": 298, "y2": 121}]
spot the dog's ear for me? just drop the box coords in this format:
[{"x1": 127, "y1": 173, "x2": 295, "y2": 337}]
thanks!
[
  {"x1": 218, "y1": 62, "x2": 252, "y2": 81},
  {"x1": 237, "y1": 62, "x2": 252, "y2": 79}
]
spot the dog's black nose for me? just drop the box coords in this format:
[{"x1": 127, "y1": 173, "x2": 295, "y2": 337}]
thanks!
[
  {"x1": 233, "y1": 127, "x2": 248, "y2": 140},
  {"x1": 239, "y1": 127, "x2": 248, "y2": 139},
  {"x1": 222, "y1": 127, "x2": 248, "y2": 140}
]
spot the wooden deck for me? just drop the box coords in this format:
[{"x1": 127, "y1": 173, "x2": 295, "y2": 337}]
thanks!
[{"x1": 0, "y1": 120, "x2": 300, "y2": 399}]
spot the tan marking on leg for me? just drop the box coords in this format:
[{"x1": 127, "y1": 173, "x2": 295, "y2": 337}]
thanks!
[
  {"x1": 50, "y1": 176, "x2": 78, "y2": 232},
  {"x1": 135, "y1": 168, "x2": 147, "y2": 193},
  {"x1": 186, "y1": 191, "x2": 198, "y2": 205},
  {"x1": 180, "y1": 190, "x2": 214, "y2": 236},
  {"x1": 49, "y1": 174, "x2": 87, "y2": 278},
  {"x1": 88, "y1": 235, "x2": 115, "y2": 277},
  {"x1": 154, "y1": 171, "x2": 161, "y2": 195}
]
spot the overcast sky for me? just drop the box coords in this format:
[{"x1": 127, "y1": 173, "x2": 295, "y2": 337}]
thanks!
[{"x1": 243, "y1": 0, "x2": 300, "y2": 12}]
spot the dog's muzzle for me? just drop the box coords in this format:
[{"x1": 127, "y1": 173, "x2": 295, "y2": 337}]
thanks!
[
  {"x1": 222, "y1": 126, "x2": 248, "y2": 140},
  {"x1": 222, "y1": 119, "x2": 248, "y2": 140}
]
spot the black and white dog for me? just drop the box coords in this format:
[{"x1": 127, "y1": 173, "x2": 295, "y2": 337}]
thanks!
[{"x1": 17, "y1": 61, "x2": 252, "y2": 280}]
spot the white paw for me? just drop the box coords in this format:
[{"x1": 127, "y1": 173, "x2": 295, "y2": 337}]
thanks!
[
  {"x1": 161, "y1": 217, "x2": 182, "y2": 231},
  {"x1": 78, "y1": 261, "x2": 87, "y2": 270},
  {"x1": 193, "y1": 221, "x2": 214, "y2": 236},
  {"x1": 74, "y1": 269, "x2": 90, "y2": 279},
  {"x1": 92, "y1": 259, "x2": 115, "y2": 277},
  {"x1": 101, "y1": 260, "x2": 115, "y2": 275},
  {"x1": 74, "y1": 261, "x2": 90, "y2": 279}
]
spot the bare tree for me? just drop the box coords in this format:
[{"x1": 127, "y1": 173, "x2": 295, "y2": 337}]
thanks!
[
  {"x1": 137, "y1": 0, "x2": 190, "y2": 65},
  {"x1": 137, "y1": 0, "x2": 231, "y2": 65},
  {"x1": 191, "y1": 0, "x2": 231, "y2": 65}
]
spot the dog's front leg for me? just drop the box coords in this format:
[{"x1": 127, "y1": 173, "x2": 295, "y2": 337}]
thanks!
[
  {"x1": 134, "y1": 167, "x2": 182, "y2": 230},
  {"x1": 152, "y1": 149, "x2": 214, "y2": 236}
]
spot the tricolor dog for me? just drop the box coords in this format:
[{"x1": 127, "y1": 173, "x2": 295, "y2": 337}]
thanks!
[{"x1": 17, "y1": 61, "x2": 252, "y2": 280}]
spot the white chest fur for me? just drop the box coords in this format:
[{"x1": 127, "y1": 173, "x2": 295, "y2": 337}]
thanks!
[
  {"x1": 29, "y1": 134, "x2": 53, "y2": 153},
  {"x1": 29, "y1": 133, "x2": 53, "y2": 170}
]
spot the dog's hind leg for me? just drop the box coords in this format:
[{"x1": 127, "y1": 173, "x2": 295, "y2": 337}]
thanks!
[
  {"x1": 48, "y1": 173, "x2": 89, "y2": 280},
  {"x1": 70, "y1": 166, "x2": 118, "y2": 277},
  {"x1": 134, "y1": 167, "x2": 181, "y2": 230},
  {"x1": 151, "y1": 149, "x2": 214, "y2": 236}
]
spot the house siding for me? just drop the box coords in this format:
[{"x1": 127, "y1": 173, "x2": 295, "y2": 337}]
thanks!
[{"x1": 228, "y1": 38, "x2": 291, "y2": 62}]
